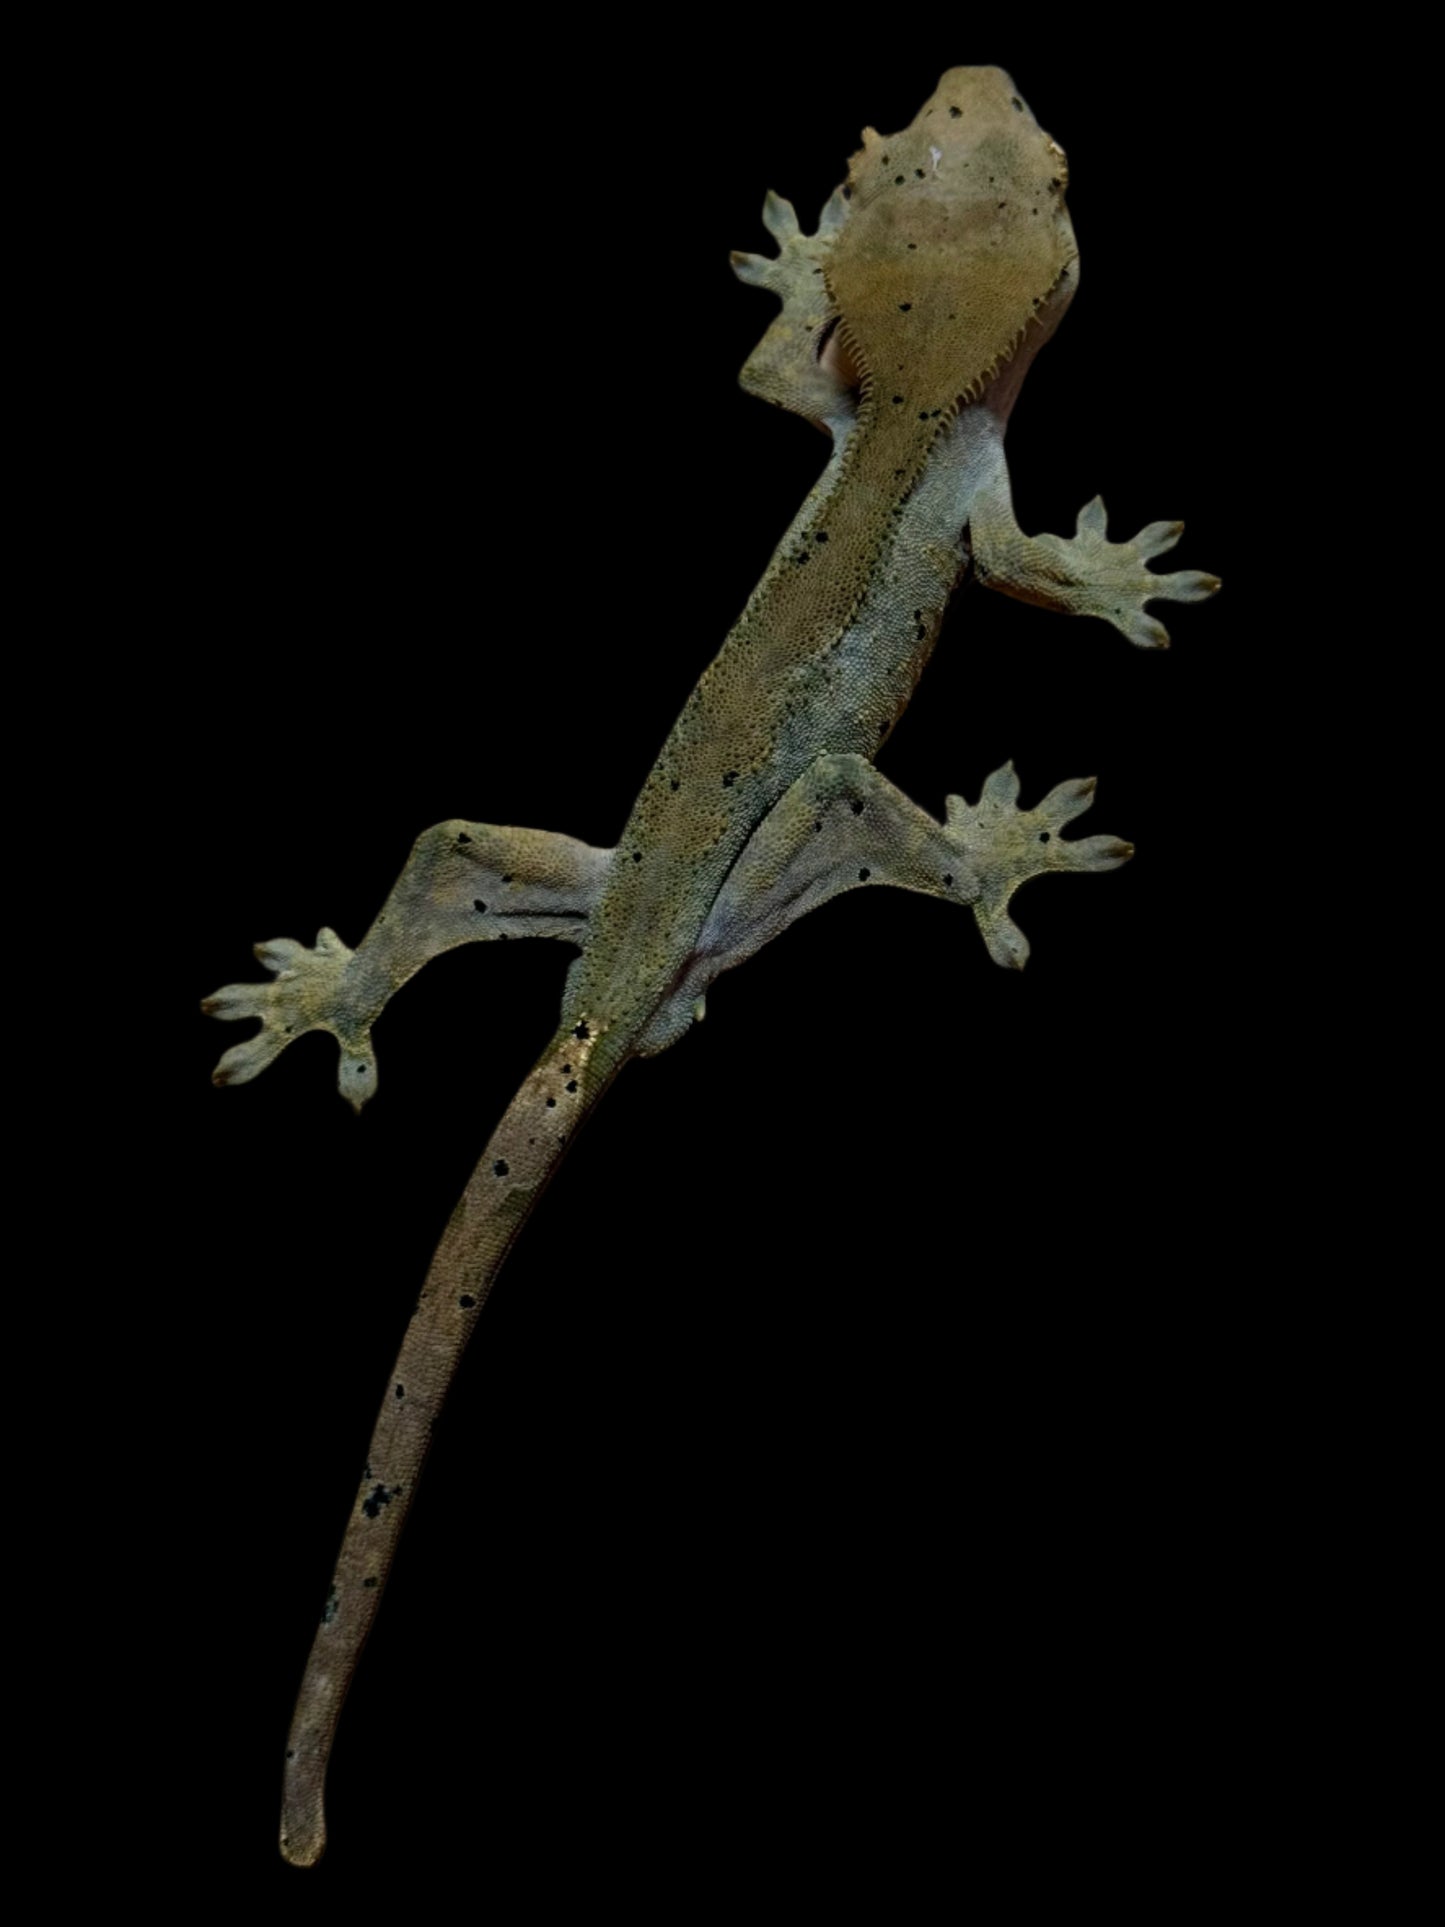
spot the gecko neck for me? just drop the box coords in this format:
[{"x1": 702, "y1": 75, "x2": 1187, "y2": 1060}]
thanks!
[{"x1": 728, "y1": 394, "x2": 958, "y2": 669}]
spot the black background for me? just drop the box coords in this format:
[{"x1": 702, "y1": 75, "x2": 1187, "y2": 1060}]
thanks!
[{"x1": 112, "y1": 22, "x2": 1286, "y2": 1908}]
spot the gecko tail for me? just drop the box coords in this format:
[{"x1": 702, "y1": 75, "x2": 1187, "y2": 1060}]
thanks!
[{"x1": 278, "y1": 1017, "x2": 623, "y2": 1866}]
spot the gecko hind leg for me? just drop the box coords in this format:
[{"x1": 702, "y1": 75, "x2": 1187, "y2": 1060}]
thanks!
[
  {"x1": 204, "y1": 925, "x2": 373, "y2": 1100},
  {"x1": 637, "y1": 753, "x2": 1130, "y2": 1052},
  {"x1": 203, "y1": 820, "x2": 612, "y2": 1109}
]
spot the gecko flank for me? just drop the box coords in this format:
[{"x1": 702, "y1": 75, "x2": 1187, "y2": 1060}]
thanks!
[{"x1": 203, "y1": 66, "x2": 1218, "y2": 1865}]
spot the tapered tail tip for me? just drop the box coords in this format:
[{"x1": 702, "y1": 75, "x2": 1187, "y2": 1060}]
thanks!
[
  {"x1": 280, "y1": 1809, "x2": 327, "y2": 1868},
  {"x1": 280, "y1": 1753, "x2": 328, "y2": 1866}
]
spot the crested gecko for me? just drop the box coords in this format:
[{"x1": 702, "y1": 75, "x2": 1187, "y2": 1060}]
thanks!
[{"x1": 203, "y1": 66, "x2": 1219, "y2": 1864}]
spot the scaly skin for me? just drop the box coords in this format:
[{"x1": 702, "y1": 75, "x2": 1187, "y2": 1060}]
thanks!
[
  {"x1": 570, "y1": 70, "x2": 1079, "y2": 1049},
  {"x1": 204, "y1": 67, "x2": 1218, "y2": 1864}
]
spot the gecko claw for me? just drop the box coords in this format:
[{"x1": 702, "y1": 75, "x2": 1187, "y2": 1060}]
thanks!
[
  {"x1": 734, "y1": 178, "x2": 855, "y2": 426},
  {"x1": 1038, "y1": 500, "x2": 1222, "y2": 647},
  {"x1": 203, "y1": 927, "x2": 377, "y2": 1105},
  {"x1": 762, "y1": 189, "x2": 800, "y2": 240},
  {"x1": 945, "y1": 763, "x2": 1132, "y2": 967}
]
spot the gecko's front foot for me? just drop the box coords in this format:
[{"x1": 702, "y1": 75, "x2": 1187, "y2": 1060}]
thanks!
[
  {"x1": 946, "y1": 761, "x2": 1133, "y2": 969},
  {"x1": 203, "y1": 928, "x2": 378, "y2": 1111},
  {"x1": 1042, "y1": 497, "x2": 1220, "y2": 648}
]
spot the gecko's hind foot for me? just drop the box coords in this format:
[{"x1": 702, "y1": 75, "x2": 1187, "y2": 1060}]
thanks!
[
  {"x1": 1053, "y1": 496, "x2": 1220, "y2": 648},
  {"x1": 202, "y1": 927, "x2": 378, "y2": 1110},
  {"x1": 946, "y1": 761, "x2": 1132, "y2": 969}
]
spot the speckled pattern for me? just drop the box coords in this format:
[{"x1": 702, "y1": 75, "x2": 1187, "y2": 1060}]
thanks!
[{"x1": 203, "y1": 66, "x2": 1219, "y2": 1864}]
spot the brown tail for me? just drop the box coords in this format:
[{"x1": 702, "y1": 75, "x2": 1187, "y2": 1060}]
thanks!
[{"x1": 279, "y1": 1016, "x2": 622, "y2": 1865}]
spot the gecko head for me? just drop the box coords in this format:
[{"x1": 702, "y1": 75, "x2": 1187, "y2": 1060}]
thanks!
[{"x1": 826, "y1": 67, "x2": 1079, "y2": 414}]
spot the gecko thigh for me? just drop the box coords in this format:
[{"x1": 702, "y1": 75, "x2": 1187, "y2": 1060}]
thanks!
[{"x1": 634, "y1": 755, "x2": 966, "y2": 1054}]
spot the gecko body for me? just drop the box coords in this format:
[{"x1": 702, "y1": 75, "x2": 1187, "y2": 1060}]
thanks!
[{"x1": 204, "y1": 67, "x2": 1218, "y2": 1863}]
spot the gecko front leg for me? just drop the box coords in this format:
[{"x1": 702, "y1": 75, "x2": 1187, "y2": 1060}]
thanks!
[
  {"x1": 203, "y1": 821, "x2": 612, "y2": 1107},
  {"x1": 637, "y1": 753, "x2": 1130, "y2": 1052},
  {"x1": 963, "y1": 415, "x2": 1220, "y2": 649}
]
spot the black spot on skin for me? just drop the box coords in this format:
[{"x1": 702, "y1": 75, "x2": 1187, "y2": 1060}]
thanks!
[
  {"x1": 459, "y1": 1294, "x2": 477, "y2": 1309},
  {"x1": 670, "y1": 779, "x2": 680, "y2": 791},
  {"x1": 363, "y1": 1577, "x2": 378, "y2": 1589},
  {"x1": 878, "y1": 720, "x2": 889, "y2": 735},
  {"x1": 722, "y1": 770, "x2": 739, "y2": 788},
  {"x1": 546, "y1": 1096, "x2": 556, "y2": 1108},
  {"x1": 502, "y1": 873, "x2": 514, "y2": 883},
  {"x1": 814, "y1": 821, "x2": 823, "y2": 834},
  {"x1": 1012, "y1": 96, "x2": 1023, "y2": 111},
  {"x1": 814, "y1": 531, "x2": 828, "y2": 542},
  {"x1": 899, "y1": 302, "x2": 912, "y2": 312},
  {"x1": 859, "y1": 867, "x2": 871, "y2": 882},
  {"x1": 894, "y1": 174, "x2": 904, "y2": 185},
  {"x1": 914, "y1": 168, "x2": 925, "y2": 178},
  {"x1": 287, "y1": 1750, "x2": 296, "y2": 1760},
  {"x1": 919, "y1": 412, "x2": 929, "y2": 421},
  {"x1": 566, "y1": 1080, "x2": 578, "y2": 1093},
  {"x1": 456, "y1": 831, "x2": 472, "y2": 843},
  {"x1": 892, "y1": 395, "x2": 904, "y2": 405},
  {"x1": 493, "y1": 1159, "x2": 509, "y2": 1176},
  {"x1": 562, "y1": 1063, "x2": 572, "y2": 1074},
  {"x1": 943, "y1": 874, "x2": 954, "y2": 887},
  {"x1": 851, "y1": 800, "x2": 865, "y2": 816},
  {"x1": 1039, "y1": 831, "x2": 1051, "y2": 843},
  {"x1": 474, "y1": 900, "x2": 487, "y2": 913},
  {"x1": 949, "y1": 105, "x2": 961, "y2": 117},
  {"x1": 361, "y1": 1484, "x2": 395, "y2": 1520},
  {"x1": 632, "y1": 850, "x2": 643, "y2": 862},
  {"x1": 395, "y1": 1383, "x2": 405, "y2": 1399},
  {"x1": 572, "y1": 1023, "x2": 590, "y2": 1040}
]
